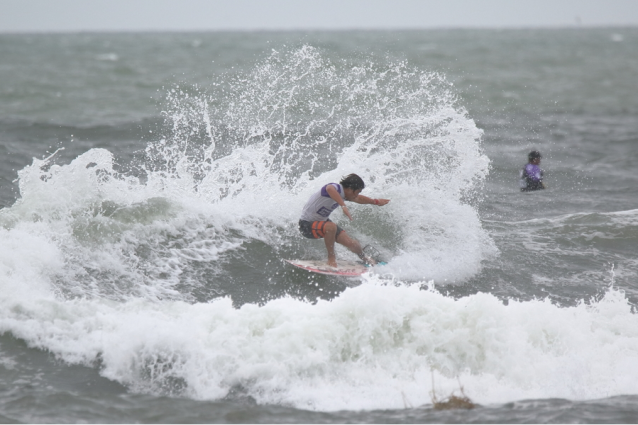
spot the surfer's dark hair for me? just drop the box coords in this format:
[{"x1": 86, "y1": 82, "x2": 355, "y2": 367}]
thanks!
[
  {"x1": 340, "y1": 174, "x2": 365, "y2": 191},
  {"x1": 528, "y1": 150, "x2": 542, "y2": 160}
]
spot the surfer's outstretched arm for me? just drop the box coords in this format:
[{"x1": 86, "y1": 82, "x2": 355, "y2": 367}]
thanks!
[{"x1": 351, "y1": 194, "x2": 390, "y2": 206}]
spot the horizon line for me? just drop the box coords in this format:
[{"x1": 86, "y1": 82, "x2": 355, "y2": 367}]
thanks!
[{"x1": 2, "y1": 23, "x2": 637, "y2": 35}]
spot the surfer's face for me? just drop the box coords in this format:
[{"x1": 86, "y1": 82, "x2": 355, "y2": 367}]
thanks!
[{"x1": 344, "y1": 187, "x2": 362, "y2": 201}]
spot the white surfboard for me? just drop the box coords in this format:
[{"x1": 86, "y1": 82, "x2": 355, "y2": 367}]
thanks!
[{"x1": 284, "y1": 259, "x2": 370, "y2": 276}]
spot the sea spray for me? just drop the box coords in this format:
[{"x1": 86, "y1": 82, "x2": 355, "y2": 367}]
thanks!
[{"x1": 147, "y1": 45, "x2": 495, "y2": 281}]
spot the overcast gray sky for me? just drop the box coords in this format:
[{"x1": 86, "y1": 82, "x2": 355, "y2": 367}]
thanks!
[{"x1": 1, "y1": 0, "x2": 637, "y2": 32}]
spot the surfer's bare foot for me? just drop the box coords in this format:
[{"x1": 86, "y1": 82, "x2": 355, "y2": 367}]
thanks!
[{"x1": 327, "y1": 258, "x2": 338, "y2": 268}]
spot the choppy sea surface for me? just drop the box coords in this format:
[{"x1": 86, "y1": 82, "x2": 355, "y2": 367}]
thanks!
[{"x1": 1, "y1": 29, "x2": 638, "y2": 423}]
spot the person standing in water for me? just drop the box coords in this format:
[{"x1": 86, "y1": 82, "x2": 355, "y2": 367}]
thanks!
[
  {"x1": 519, "y1": 150, "x2": 546, "y2": 191},
  {"x1": 298, "y1": 173, "x2": 390, "y2": 267}
]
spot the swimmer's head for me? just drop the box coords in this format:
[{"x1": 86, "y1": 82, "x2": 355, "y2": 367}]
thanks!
[{"x1": 528, "y1": 150, "x2": 542, "y2": 161}]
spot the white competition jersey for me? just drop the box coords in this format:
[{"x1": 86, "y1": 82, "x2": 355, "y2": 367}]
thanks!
[{"x1": 300, "y1": 183, "x2": 343, "y2": 222}]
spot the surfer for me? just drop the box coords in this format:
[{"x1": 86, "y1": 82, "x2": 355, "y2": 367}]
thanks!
[
  {"x1": 519, "y1": 150, "x2": 546, "y2": 192},
  {"x1": 298, "y1": 173, "x2": 390, "y2": 267}
]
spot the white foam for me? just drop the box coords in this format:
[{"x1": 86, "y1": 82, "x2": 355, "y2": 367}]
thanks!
[{"x1": 1, "y1": 277, "x2": 638, "y2": 411}]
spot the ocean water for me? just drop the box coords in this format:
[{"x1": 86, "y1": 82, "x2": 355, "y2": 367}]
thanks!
[{"x1": 1, "y1": 28, "x2": 637, "y2": 423}]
